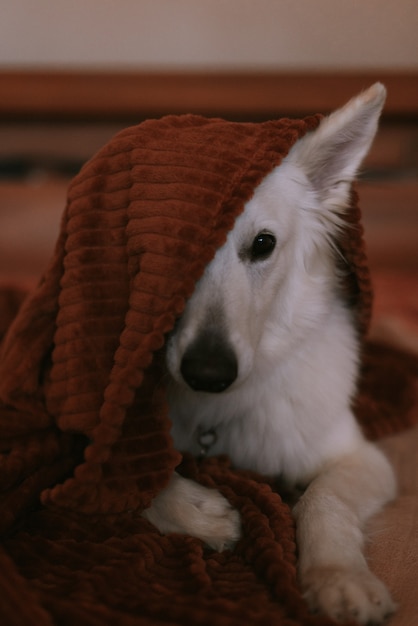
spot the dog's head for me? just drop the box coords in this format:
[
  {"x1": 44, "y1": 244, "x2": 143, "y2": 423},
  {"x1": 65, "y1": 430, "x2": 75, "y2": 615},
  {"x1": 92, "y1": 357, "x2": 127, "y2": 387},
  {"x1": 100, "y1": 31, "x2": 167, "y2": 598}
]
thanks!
[{"x1": 166, "y1": 84, "x2": 385, "y2": 394}]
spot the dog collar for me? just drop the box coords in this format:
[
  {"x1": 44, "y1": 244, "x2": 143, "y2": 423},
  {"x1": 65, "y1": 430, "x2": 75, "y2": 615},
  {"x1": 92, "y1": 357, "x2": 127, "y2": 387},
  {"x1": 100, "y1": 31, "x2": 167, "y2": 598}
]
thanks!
[{"x1": 197, "y1": 427, "x2": 218, "y2": 458}]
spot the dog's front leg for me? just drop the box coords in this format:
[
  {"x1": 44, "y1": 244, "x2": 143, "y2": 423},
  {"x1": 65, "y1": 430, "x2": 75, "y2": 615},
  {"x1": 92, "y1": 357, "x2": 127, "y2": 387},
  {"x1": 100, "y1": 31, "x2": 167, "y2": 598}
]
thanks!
[
  {"x1": 142, "y1": 472, "x2": 241, "y2": 551},
  {"x1": 293, "y1": 441, "x2": 396, "y2": 625}
]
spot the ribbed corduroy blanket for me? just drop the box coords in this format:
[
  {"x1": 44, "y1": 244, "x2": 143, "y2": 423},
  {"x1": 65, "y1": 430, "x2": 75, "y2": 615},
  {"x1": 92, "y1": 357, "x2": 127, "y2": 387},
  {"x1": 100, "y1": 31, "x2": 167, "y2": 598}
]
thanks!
[{"x1": 0, "y1": 114, "x2": 417, "y2": 626}]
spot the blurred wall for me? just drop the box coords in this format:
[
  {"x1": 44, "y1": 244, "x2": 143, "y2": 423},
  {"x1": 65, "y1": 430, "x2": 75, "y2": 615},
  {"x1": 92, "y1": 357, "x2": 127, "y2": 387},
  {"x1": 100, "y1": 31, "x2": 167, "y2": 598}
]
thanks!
[{"x1": 1, "y1": 0, "x2": 417, "y2": 70}]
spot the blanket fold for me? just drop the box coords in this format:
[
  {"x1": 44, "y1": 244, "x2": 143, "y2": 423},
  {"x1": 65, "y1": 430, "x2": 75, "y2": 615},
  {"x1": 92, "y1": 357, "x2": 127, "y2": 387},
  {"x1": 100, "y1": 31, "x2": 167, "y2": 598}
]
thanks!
[{"x1": 0, "y1": 112, "x2": 417, "y2": 625}]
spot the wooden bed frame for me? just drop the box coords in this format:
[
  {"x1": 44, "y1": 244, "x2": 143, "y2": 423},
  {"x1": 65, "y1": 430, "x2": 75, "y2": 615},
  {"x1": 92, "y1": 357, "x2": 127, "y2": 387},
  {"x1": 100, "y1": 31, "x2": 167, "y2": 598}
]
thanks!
[{"x1": 0, "y1": 70, "x2": 417, "y2": 120}]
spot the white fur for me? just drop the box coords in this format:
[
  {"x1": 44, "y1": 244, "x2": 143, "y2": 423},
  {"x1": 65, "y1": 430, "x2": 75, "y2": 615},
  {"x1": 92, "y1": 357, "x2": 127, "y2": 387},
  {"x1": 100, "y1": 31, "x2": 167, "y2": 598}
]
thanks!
[{"x1": 142, "y1": 84, "x2": 396, "y2": 624}]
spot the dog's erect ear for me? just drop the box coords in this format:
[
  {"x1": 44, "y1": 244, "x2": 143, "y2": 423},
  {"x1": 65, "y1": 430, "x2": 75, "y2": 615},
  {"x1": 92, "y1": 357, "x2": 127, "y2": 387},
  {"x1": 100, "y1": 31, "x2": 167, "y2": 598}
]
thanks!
[{"x1": 288, "y1": 83, "x2": 386, "y2": 207}]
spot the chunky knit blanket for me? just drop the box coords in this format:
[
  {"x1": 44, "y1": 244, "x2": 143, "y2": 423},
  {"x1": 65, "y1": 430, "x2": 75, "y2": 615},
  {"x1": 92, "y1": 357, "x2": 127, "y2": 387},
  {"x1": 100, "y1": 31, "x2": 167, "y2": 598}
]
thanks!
[{"x1": 0, "y1": 114, "x2": 417, "y2": 626}]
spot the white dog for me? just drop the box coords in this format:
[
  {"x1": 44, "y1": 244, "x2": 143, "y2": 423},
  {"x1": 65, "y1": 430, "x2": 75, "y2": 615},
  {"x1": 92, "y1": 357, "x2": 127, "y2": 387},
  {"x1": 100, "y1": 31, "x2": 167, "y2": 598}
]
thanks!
[{"x1": 143, "y1": 84, "x2": 396, "y2": 624}]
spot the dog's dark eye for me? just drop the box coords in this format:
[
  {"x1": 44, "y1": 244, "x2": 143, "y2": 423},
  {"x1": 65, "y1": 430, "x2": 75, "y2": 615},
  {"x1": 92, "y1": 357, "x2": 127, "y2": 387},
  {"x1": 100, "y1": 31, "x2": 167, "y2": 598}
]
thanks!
[{"x1": 250, "y1": 233, "x2": 276, "y2": 262}]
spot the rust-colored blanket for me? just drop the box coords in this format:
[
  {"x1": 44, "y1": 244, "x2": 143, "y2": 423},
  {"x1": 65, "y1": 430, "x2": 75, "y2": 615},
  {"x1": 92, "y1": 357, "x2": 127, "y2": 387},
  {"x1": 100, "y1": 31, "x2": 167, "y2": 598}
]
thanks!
[{"x1": 0, "y1": 114, "x2": 417, "y2": 625}]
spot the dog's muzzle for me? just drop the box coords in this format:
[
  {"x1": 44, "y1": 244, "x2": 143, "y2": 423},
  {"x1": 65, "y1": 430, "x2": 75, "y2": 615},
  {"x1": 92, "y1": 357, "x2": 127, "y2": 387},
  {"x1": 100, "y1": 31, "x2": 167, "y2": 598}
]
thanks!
[{"x1": 180, "y1": 331, "x2": 238, "y2": 393}]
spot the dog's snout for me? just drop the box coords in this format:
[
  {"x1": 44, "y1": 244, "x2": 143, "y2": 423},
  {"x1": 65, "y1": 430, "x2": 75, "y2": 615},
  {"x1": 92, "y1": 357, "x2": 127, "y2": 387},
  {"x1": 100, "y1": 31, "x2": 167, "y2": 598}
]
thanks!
[{"x1": 180, "y1": 332, "x2": 238, "y2": 393}]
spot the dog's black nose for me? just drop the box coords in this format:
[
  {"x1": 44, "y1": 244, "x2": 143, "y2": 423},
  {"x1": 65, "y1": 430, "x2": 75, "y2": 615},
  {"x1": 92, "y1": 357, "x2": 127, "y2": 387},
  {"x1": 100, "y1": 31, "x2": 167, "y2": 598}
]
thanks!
[{"x1": 180, "y1": 332, "x2": 238, "y2": 393}]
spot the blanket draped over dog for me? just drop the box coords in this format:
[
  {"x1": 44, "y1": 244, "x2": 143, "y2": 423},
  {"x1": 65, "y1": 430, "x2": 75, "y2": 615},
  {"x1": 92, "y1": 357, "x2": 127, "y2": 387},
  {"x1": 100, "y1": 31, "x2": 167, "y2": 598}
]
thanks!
[{"x1": 0, "y1": 114, "x2": 417, "y2": 625}]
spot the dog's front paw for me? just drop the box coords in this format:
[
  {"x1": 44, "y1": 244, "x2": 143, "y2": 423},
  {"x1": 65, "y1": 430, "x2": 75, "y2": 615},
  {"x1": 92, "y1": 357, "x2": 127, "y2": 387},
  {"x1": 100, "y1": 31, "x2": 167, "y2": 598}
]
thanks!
[
  {"x1": 186, "y1": 482, "x2": 241, "y2": 551},
  {"x1": 142, "y1": 473, "x2": 241, "y2": 551},
  {"x1": 301, "y1": 567, "x2": 395, "y2": 624}
]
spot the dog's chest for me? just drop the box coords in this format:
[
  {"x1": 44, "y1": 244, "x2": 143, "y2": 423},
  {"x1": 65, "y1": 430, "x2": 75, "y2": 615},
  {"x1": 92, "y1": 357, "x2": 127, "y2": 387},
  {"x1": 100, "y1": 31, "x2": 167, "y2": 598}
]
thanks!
[{"x1": 169, "y1": 396, "x2": 319, "y2": 484}]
